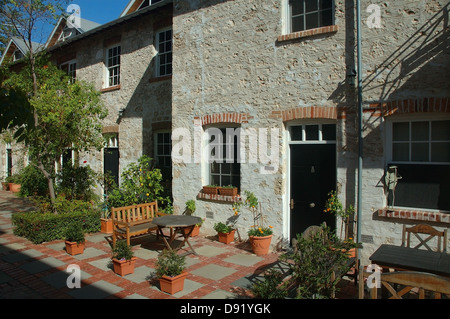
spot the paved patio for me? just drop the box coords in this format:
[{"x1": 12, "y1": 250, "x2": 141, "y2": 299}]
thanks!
[{"x1": 0, "y1": 190, "x2": 358, "y2": 300}]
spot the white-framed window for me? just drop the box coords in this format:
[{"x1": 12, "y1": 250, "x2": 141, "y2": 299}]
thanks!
[
  {"x1": 385, "y1": 117, "x2": 450, "y2": 211},
  {"x1": 60, "y1": 60, "x2": 77, "y2": 84},
  {"x1": 288, "y1": 123, "x2": 336, "y2": 143},
  {"x1": 156, "y1": 28, "x2": 172, "y2": 77},
  {"x1": 155, "y1": 131, "x2": 172, "y2": 169},
  {"x1": 388, "y1": 119, "x2": 450, "y2": 164},
  {"x1": 207, "y1": 127, "x2": 241, "y2": 189},
  {"x1": 139, "y1": 0, "x2": 163, "y2": 9},
  {"x1": 286, "y1": 0, "x2": 334, "y2": 33},
  {"x1": 106, "y1": 45, "x2": 121, "y2": 87}
]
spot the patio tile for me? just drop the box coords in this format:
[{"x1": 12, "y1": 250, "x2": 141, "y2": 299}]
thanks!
[
  {"x1": 191, "y1": 264, "x2": 237, "y2": 281},
  {"x1": 0, "y1": 271, "x2": 13, "y2": 284},
  {"x1": 86, "y1": 233, "x2": 111, "y2": 243},
  {"x1": 20, "y1": 257, "x2": 65, "y2": 274},
  {"x1": 68, "y1": 280, "x2": 123, "y2": 299},
  {"x1": 41, "y1": 269, "x2": 92, "y2": 289},
  {"x1": 3, "y1": 242, "x2": 26, "y2": 251},
  {"x1": 134, "y1": 247, "x2": 159, "y2": 260},
  {"x1": 72, "y1": 247, "x2": 108, "y2": 260},
  {"x1": 1, "y1": 248, "x2": 43, "y2": 263},
  {"x1": 201, "y1": 289, "x2": 237, "y2": 299},
  {"x1": 223, "y1": 254, "x2": 263, "y2": 267},
  {"x1": 88, "y1": 257, "x2": 113, "y2": 272},
  {"x1": 194, "y1": 245, "x2": 229, "y2": 257},
  {"x1": 167, "y1": 279, "x2": 204, "y2": 298},
  {"x1": 122, "y1": 265, "x2": 154, "y2": 283},
  {"x1": 124, "y1": 293, "x2": 149, "y2": 299}
]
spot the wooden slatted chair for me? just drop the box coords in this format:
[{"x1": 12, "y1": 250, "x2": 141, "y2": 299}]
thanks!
[
  {"x1": 401, "y1": 224, "x2": 447, "y2": 252},
  {"x1": 364, "y1": 271, "x2": 450, "y2": 299}
]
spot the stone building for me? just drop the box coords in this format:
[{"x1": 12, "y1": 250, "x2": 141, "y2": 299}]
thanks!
[{"x1": 1, "y1": 0, "x2": 449, "y2": 263}]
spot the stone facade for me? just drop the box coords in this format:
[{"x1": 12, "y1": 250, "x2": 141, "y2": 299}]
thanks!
[
  {"x1": 171, "y1": 0, "x2": 450, "y2": 262},
  {"x1": 1, "y1": 0, "x2": 449, "y2": 264}
]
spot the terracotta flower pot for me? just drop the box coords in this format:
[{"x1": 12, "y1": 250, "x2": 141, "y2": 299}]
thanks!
[
  {"x1": 65, "y1": 241, "x2": 85, "y2": 256},
  {"x1": 101, "y1": 218, "x2": 113, "y2": 234},
  {"x1": 202, "y1": 186, "x2": 219, "y2": 195},
  {"x1": 112, "y1": 257, "x2": 137, "y2": 276},
  {"x1": 249, "y1": 235, "x2": 272, "y2": 256},
  {"x1": 218, "y1": 229, "x2": 235, "y2": 244},
  {"x1": 159, "y1": 272, "x2": 188, "y2": 295},
  {"x1": 9, "y1": 183, "x2": 21, "y2": 193},
  {"x1": 1, "y1": 182, "x2": 9, "y2": 191},
  {"x1": 218, "y1": 187, "x2": 238, "y2": 197},
  {"x1": 182, "y1": 225, "x2": 200, "y2": 237}
]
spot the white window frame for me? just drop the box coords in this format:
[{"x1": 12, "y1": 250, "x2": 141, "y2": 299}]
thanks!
[
  {"x1": 156, "y1": 28, "x2": 172, "y2": 77},
  {"x1": 284, "y1": 0, "x2": 335, "y2": 34},
  {"x1": 60, "y1": 59, "x2": 77, "y2": 84},
  {"x1": 154, "y1": 131, "x2": 172, "y2": 169},
  {"x1": 106, "y1": 45, "x2": 121, "y2": 87},
  {"x1": 386, "y1": 115, "x2": 450, "y2": 165}
]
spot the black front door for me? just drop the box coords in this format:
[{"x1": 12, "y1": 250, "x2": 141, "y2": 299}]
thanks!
[
  {"x1": 290, "y1": 144, "x2": 336, "y2": 242},
  {"x1": 104, "y1": 148, "x2": 119, "y2": 188}
]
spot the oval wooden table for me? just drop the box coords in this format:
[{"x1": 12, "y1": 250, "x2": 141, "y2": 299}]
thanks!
[{"x1": 152, "y1": 215, "x2": 202, "y2": 256}]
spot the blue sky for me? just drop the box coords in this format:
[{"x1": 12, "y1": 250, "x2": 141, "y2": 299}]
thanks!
[{"x1": 68, "y1": 0, "x2": 128, "y2": 24}]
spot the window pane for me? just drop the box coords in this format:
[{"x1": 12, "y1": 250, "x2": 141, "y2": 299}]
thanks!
[
  {"x1": 305, "y1": 12, "x2": 319, "y2": 29},
  {"x1": 320, "y1": 8, "x2": 333, "y2": 26},
  {"x1": 322, "y1": 124, "x2": 336, "y2": 141},
  {"x1": 411, "y1": 121, "x2": 429, "y2": 141},
  {"x1": 159, "y1": 32, "x2": 165, "y2": 43},
  {"x1": 393, "y1": 143, "x2": 409, "y2": 161},
  {"x1": 432, "y1": 120, "x2": 450, "y2": 141},
  {"x1": 305, "y1": 125, "x2": 319, "y2": 140},
  {"x1": 221, "y1": 163, "x2": 231, "y2": 174},
  {"x1": 211, "y1": 175, "x2": 220, "y2": 186},
  {"x1": 290, "y1": 0, "x2": 304, "y2": 15},
  {"x1": 319, "y1": 0, "x2": 332, "y2": 9},
  {"x1": 306, "y1": 0, "x2": 318, "y2": 12},
  {"x1": 292, "y1": 16, "x2": 304, "y2": 32},
  {"x1": 431, "y1": 142, "x2": 450, "y2": 162},
  {"x1": 393, "y1": 122, "x2": 409, "y2": 141},
  {"x1": 222, "y1": 175, "x2": 231, "y2": 186},
  {"x1": 411, "y1": 143, "x2": 429, "y2": 162},
  {"x1": 291, "y1": 126, "x2": 303, "y2": 141},
  {"x1": 211, "y1": 163, "x2": 220, "y2": 174}
]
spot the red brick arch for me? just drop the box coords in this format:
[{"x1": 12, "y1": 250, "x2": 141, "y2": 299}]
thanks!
[
  {"x1": 194, "y1": 112, "x2": 251, "y2": 126},
  {"x1": 271, "y1": 106, "x2": 338, "y2": 121}
]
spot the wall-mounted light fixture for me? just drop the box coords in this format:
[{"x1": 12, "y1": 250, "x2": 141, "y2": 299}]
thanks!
[
  {"x1": 118, "y1": 108, "x2": 125, "y2": 117},
  {"x1": 347, "y1": 69, "x2": 357, "y2": 86}
]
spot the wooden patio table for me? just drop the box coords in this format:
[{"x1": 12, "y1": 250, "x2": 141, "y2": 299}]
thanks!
[
  {"x1": 152, "y1": 215, "x2": 202, "y2": 256},
  {"x1": 369, "y1": 244, "x2": 450, "y2": 278}
]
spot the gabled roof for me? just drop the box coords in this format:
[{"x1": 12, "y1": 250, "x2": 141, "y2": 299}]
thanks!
[
  {"x1": 0, "y1": 37, "x2": 44, "y2": 65},
  {"x1": 119, "y1": 0, "x2": 164, "y2": 17},
  {"x1": 45, "y1": 16, "x2": 101, "y2": 49}
]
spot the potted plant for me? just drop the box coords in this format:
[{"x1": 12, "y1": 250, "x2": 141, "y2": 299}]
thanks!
[
  {"x1": 65, "y1": 223, "x2": 86, "y2": 255},
  {"x1": 236, "y1": 191, "x2": 273, "y2": 255},
  {"x1": 324, "y1": 190, "x2": 354, "y2": 240},
  {"x1": 202, "y1": 184, "x2": 219, "y2": 195},
  {"x1": 214, "y1": 222, "x2": 236, "y2": 244},
  {"x1": 183, "y1": 199, "x2": 202, "y2": 237},
  {"x1": 100, "y1": 195, "x2": 113, "y2": 234},
  {"x1": 218, "y1": 185, "x2": 238, "y2": 197},
  {"x1": 6, "y1": 174, "x2": 21, "y2": 193},
  {"x1": 156, "y1": 249, "x2": 187, "y2": 295},
  {"x1": 111, "y1": 240, "x2": 136, "y2": 276}
]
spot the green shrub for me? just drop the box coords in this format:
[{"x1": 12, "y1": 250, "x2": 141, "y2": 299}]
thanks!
[
  {"x1": 105, "y1": 155, "x2": 171, "y2": 210},
  {"x1": 12, "y1": 202, "x2": 100, "y2": 244},
  {"x1": 156, "y1": 249, "x2": 186, "y2": 278},
  {"x1": 18, "y1": 165, "x2": 48, "y2": 197},
  {"x1": 112, "y1": 240, "x2": 134, "y2": 261},
  {"x1": 213, "y1": 222, "x2": 233, "y2": 234},
  {"x1": 56, "y1": 163, "x2": 98, "y2": 202},
  {"x1": 251, "y1": 269, "x2": 289, "y2": 299},
  {"x1": 65, "y1": 222, "x2": 85, "y2": 244}
]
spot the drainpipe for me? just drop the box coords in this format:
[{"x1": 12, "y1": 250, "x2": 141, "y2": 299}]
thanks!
[{"x1": 356, "y1": 0, "x2": 363, "y2": 277}]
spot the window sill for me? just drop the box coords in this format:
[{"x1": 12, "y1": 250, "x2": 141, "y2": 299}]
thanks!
[
  {"x1": 377, "y1": 207, "x2": 450, "y2": 225},
  {"x1": 149, "y1": 75, "x2": 172, "y2": 83},
  {"x1": 100, "y1": 85, "x2": 121, "y2": 93},
  {"x1": 197, "y1": 191, "x2": 241, "y2": 203},
  {"x1": 277, "y1": 25, "x2": 338, "y2": 42}
]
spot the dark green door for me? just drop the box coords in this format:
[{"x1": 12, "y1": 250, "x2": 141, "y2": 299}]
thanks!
[{"x1": 290, "y1": 144, "x2": 336, "y2": 242}]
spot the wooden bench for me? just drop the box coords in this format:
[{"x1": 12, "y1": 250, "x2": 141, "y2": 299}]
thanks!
[{"x1": 111, "y1": 201, "x2": 165, "y2": 248}]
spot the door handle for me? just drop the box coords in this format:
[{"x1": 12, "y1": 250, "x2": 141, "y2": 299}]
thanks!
[
  {"x1": 309, "y1": 202, "x2": 315, "y2": 208},
  {"x1": 290, "y1": 199, "x2": 295, "y2": 210}
]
